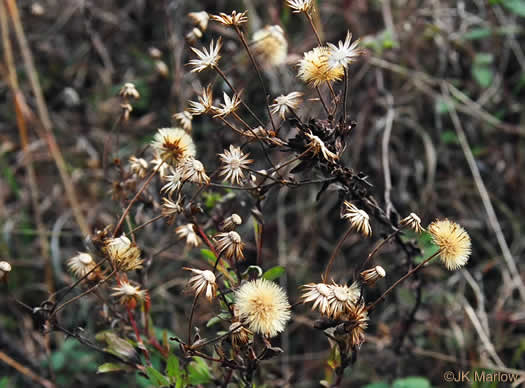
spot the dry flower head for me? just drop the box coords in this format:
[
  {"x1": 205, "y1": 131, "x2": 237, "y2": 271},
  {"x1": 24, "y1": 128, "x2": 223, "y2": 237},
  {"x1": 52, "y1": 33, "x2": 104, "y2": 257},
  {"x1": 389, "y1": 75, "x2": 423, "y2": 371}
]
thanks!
[
  {"x1": 67, "y1": 252, "x2": 97, "y2": 280},
  {"x1": 252, "y1": 25, "x2": 288, "y2": 67},
  {"x1": 342, "y1": 201, "x2": 372, "y2": 237},
  {"x1": 105, "y1": 235, "x2": 143, "y2": 272},
  {"x1": 184, "y1": 268, "x2": 217, "y2": 301},
  {"x1": 298, "y1": 47, "x2": 344, "y2": 87},
  {"x1": 176, "y1": 224, "x2": 202, "y2": 248},
  {"x1": 235, "y1": 278, "x2": 291, "y2": 338},
  {"x1": 428, "y1": 219, "x2": 471, "y2": 270},
  {"x1": 215, "y1": 231, "x2": 245, "y2": 261},
  {"x1": 152, "y1": 128, "x2": 196, "y2": 166},
  {"x1": 218, "y1": 145, "x2": 253, "y2": 185}
]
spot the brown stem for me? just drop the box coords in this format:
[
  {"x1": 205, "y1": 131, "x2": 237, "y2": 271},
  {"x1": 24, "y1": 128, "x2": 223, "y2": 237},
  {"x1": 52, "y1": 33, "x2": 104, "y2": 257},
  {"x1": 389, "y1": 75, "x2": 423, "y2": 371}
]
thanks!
[
  {"x1": 342, "y1": 67, "x2": 348, "y2": 122},
  {"x1": 127, "y1": 306, "x2": 150, "y2": 360},
  {"x1": 356, "y1": 230, "x2": 399, "y2": 277},
  {"x1": 126, "y1": 214, "x2": 165, "y2": 236},
  {"x1": 323, "y1": 224, "x2": 354, "y2": 282},
  {"x1": 214, "y1": 66, "x2": 265, "y2": 129},
  {"x1": 113, "y1": 158, "x2": 166, "y2": 237},
  {"x1": 233, "y1": 25, "x2": 276, "y2": 132},
  {"x1": 305, "y1": 13, "x2": 323, "y2": 46},
  {"x1": 366, "y1": 249, "x2": 442, "y2": 311},
  {"x1": 187, "y1": 294, "x2": 199, "y2": 346},
  {"x1": 51, "y1": 270, "x2": 116, "y2": 317},
  {"x1": 316, "y1": 87, "x2": 330, "y2": 116}
]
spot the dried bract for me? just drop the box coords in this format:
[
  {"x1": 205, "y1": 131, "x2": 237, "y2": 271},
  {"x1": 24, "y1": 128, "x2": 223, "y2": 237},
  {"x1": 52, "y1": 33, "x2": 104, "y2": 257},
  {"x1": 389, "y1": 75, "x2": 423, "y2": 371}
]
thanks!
[
  {"x1": 129, "y1": 156, "x2": 148, "y2": 178},
  {"x1": 221, "y1": 214, "x2": 243, "y2": 231},
  {"x1": 342, "y1": 201, "x2": 372, "y2": 237},
  {"x1": 173, "y1": 111, "x2": 193, "y2": 132},
  {"x1": 105, "y1": 235, "x2": 143, "y2": 272},
  {"x1": 210, "y1": 10, "x2": 248, "y2": 26},
  {"x1": 176, "y1": 224, "x2": 202, "y2": 248},
  {"x1": 188, "y1": 11, "x2": 209, "y2": 31},
  {"x1": 67, "y1": 252, "x2": 97, "y2": 280},
  {"x1": 184, "y1": 268, "x2": 217, "y2": 301},
  {"x1": 400, "y1": 213, "x2": 423, "y2": 234},
  {"x1": 270, "y1": 92, "x2": 303, "y2": 119},
  {"x1": 360, "y1": 266, "x2": 386, "y2": 286},
  {"x1": 215, "y1": 231, "x2": 245, "y2": 261}
]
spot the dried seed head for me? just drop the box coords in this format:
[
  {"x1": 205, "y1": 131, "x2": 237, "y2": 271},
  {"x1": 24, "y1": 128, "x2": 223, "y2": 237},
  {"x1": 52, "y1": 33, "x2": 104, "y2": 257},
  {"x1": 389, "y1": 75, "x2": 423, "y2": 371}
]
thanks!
[
  {"x1": 151, "y1": 153, "x2": 171, "y2": 180},
  {"x1": 305, "y1": 131, "x2": 339, "y2": 161},
  {"x1": 229, "y1": 322, "x2": 252, "y2": 347},
  {"x1": 327, "y1": 31, "x2": 363, "y2": 69},
  {"x1": 400, "y1": 213, "x2": 423, "y2": 233},
  {"x1": 345, "y1": 303, "x2": 368, "y2": 349},
  {"x1": 360, "y1": 266, "x2": 386, "y2": 286},
  {"x1": 161, "y1": 196, "x2": 183, "y2": 218},
  {"x1": 111, "y1": 280, "x2": 147, "y2": 307},
  {"x1": 298, "y1": 47, "x2": 344, "y2": 87},
  {"x1": 210, "y1": 10, "x2": 248, "y2": 26},
  {"x1": 148, "y1": 47, "x2": 162, "y2": 59},
  {"x1": 161, "y1": 168, "x2": 183, "y2": 195},
  {"x1": 213, "y1": 92, "x2": 241, "y2": 117},
  {"x1": 251, "y1": 25, "x2": 288, "y2": 67},
  {"x1": 151, "y1": 128, "x2": 196, "y2": 166},
  {"x1": 218, "y1": 145, "x2": 253, "y2": 185},
  {"x1": 286, "y1": 0, "x2": 313, "y2": 13},
  {"x1": 119, "y1": 83, "x2": 140, "y2": 100},
  {"x1": 342, "y1": 201, "x2": 372, "y2": 237},
  {"x1": 270, "y1": 92, "x2": 303, "y2": 119},
  {"x1": 186, "y1": 28, "x2": 203, "y2": 44},
  {"x1": 173, "y1": 111, "x2": 193, "y2": 132},
  {"x1": 104, "y1": 235, "x2": 143, "y2": 272},
  {"x1": 0, "y1": 261, "x2": 12, "y2": 282},
  {"x1": 301, "y1": 283, "x2": 333, "y2": 316},
  {"x1": 188, "y1": 86, "x2": 214, "y2": 116},
  {"x1": 129, "y1": 156, "x2": 149, "y2": 178},
  {"x1": 180, "y1": 158, "x2": 210, "y2": 185},
  {"x1": 327, "y1": 281, "x2": 361, "y2": 318},
  {"x1": 215, "y1": 231, "x2": 245, "y2": 261},
  {"x1": 428, "y1": 219, "x2": 471, "y2": 270},
  {"x1": 189, "y1": 38, "x2": 222, "y2": 73},
  {"x1": 234, "y1": 278, "x2": 291, "y2": 338},
  {"x1": 188, "y1": 11, "x2": 209, "y2": 31},
  {"x1": 67, "y1": 252, "x2": 98, "y2": 280},
  {"x1": 221, "y1": 214, "x2": 243, "y2": 231},
  {"x1": 176, "y1": 224, "x2": 202, "y2": 248},
  {"x1": 184, "y1": 267, "x2": 217, "y2": 301}
]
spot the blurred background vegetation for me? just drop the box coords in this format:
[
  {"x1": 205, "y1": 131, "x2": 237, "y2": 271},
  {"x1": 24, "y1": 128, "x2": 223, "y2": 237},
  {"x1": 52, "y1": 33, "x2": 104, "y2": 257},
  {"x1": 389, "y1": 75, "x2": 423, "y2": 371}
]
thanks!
[{"x1": 1, "y1": 0, "x2": 525, "y2": 387}]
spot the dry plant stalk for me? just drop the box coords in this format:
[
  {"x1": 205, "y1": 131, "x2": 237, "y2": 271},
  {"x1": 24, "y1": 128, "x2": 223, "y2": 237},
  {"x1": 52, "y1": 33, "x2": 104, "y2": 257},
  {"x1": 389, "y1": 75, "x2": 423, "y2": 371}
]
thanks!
[{"x1": 3, "y1": 2, "x2": 483, "y2": 387}]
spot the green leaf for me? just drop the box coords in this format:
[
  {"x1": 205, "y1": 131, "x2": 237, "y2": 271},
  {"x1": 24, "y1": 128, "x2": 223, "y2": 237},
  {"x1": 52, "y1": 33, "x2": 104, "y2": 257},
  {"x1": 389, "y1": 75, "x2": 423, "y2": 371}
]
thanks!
[
  {"x1": 392, "y1": 377, "x2": 431, "y2": 388},
  {"x1": 0, "y1": 377, "x2": 9, "y2": 388},
  {"x1": 441, "y1": 130, "x2": 459, "y2": 145},
  {"x1": 165, "y1": 355, "x2": 180, "y2": 378},
  {"x1": 501, "y1": 0, "x2": 525, "y2": 16},
  {"x1": 262, "y1": 266, "x2": 286, "y2": 281},
  {"x1": 464, "y1": 27, "x2": 492, "y2": 40},
  {"x1": 472, "y1": 65, "x2": 494, "y2": 88},
  {"x1": 435, "y1": 98, "x2": 452, "y2": 114},
  {"x1": 188, "y1": 357, "x2": 212, "y2": 385},
  {"x1": 145, "y1": 366, "x2": 170, "y2": 387},
  {"x1": 200, "y1": 248, "x2": 217, "y2": 264},
  {"x1": 97, "y1": 363, "x2": 129, "y2": 373},
  {"x1": 363, "y1": 383, "x2": 390, "y2": 388}
]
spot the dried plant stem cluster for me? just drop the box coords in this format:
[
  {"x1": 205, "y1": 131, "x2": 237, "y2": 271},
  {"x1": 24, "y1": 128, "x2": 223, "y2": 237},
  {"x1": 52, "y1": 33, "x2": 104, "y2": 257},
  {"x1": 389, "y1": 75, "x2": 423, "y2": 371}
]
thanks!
[{"x1": 3, "y1": 2, "x2": 475, "y2": 387}]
